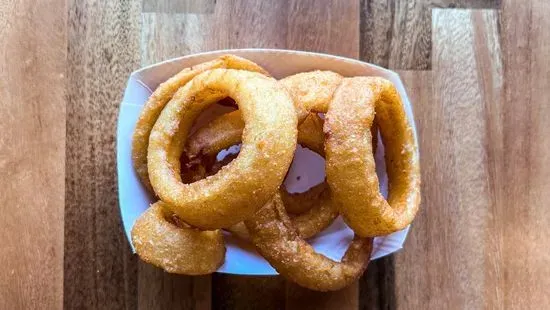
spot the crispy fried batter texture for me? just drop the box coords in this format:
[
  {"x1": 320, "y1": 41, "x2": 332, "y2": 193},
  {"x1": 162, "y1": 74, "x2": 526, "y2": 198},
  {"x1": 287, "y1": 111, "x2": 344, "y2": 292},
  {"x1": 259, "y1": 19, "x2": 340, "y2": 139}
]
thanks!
[
  {"x1": 132, "y1": 55, "x2": 269, "y2": 192},
  {"x1": 131, "y1": 202, "x2": 225, "y2": 275},
  {"x1": 279, "y1": 70, "x2": 343, "y2": 121},
  {"x1": 226, "y1": 183, "x2": 338, "y2": 240},
  {"x1": 245, "y1": 194, "x2": 373, "y2": 291},
  {"x1": 187, "y1": 113, "x2": 338, "y2": 240},
  {"x1": 324, "y1": 77, "x2": 421, "y2": 237},
  {"x1": 148, "y1": 69, "x2": 297, "y2": 229},
  {"x1": 185, "y1": 71, "x2": 343, "y2": 158}
]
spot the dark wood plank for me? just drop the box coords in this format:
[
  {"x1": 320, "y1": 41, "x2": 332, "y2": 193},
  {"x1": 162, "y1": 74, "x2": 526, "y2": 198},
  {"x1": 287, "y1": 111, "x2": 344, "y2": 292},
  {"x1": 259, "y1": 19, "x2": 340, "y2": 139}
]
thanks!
[
  {"x1": 359, "y1": 0, "x2": 500, "y2": 70},
  {"x1": 286, "y1": 281, "x2": 360, "y2": 310},
  {"x1": 359, "y1": 256, "x2": 395, "y2": 310},
  {"x1": 65, "y1": 1, "x2": 141, "y2": 309},
  {"x1": 138, "y1": 264, "x2": 212, "y2": 310},
  {"x1": 0, "y1": 0, "x2": 66, "y2": 308},
  {"x1": 212, "y1": 275, "x2": 286, "y2": 310}
]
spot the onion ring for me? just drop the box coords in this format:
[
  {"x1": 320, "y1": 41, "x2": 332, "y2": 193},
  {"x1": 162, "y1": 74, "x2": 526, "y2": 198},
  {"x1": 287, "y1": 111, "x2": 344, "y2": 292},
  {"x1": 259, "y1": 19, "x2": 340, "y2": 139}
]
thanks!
[
  {"x1": 131, "y1": 201, "x2": 225, "y2": 275},
  {"x1": 226, "y1": 184, "x2": 337, "y2": 240},
  {"x1": 186, "y1": 113, "x2": 338, "y2": 240},
  {"x1": 280, "y1": 182, "x2": 326, "y2": 215},
  {"x1": 324, "y1": 77, "x2": 421, "y2": 237},
  {"x1": 148, "y1": 69, "x2": 297, "y2": 229},
  {"x1": 279, "y1": 70, "x2": 343, "y2": 121},
  {"x1": 244, "y1": 193, "x2": 373, "y2": 291},
  {"x1": 132, "y1": 55, "x2": 269, "y2": 193},
  {"x1": 185, "y1": 71, "x2": 343, "y2": 159}
]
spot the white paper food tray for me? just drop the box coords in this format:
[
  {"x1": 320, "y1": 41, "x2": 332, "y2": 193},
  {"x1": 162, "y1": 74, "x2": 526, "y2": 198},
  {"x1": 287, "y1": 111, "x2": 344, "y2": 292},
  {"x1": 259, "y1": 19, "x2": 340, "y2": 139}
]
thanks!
[{"x1": 117, "y1": 49, "x2": 419, "y2": 275}]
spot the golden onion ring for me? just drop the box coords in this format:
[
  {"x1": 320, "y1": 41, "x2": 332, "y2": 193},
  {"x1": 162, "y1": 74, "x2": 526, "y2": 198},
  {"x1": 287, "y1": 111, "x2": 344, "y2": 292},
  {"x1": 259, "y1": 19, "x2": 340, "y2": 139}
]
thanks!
[
  {"x1": 227, "y1": 183, "x2": 337, "y2": 240},
  {"x1": 279, "y1": 70, "x2": 343, "y2": 121},
  {"x1": 187, "y1": 113, "x2": 338, "y2": 240},
  {"x1": 245, "y1": 193, "x2": 373, "y2": 291},
  {"x1": 185, "y1": 71, "x2": 343, "y2": 159},
  {"x1": 131, "y1": 202, "x2": 225, "y2": 275},
  {"x1": 148, "y1": 69, "x2": 297, "y2": 229},
  {"x1": 132, "y1": 55, "x2": 269, "y2": 193},
  {"x1": 324, "y1": 77, "x2": 421, "y2": 237}
]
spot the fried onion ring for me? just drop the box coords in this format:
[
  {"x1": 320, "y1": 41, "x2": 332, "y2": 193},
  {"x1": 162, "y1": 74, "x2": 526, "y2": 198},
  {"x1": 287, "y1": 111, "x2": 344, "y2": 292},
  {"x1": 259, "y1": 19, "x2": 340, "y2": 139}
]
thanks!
[
  {"x1": 279, "y1": 70, "x2": 343, "y2": 121},
  {"x1": 148, "y1": 69, "x2": 297, "y2": 229},
  {"x1": 185, "y1": 71, "x2": 342, "y2": 159},
  {"x1": 227, "y1": 184, "x2": 337, "y2": 240},
  {"x1": 244, "y1": 193, "x2": 373, "y2": 291},
  {"x1": 186, "y1": 113, "x2": 338, "y2": 240},
  {"x1": 131, "y1": 201, "x2": 225, "y2": 275},
  {"x1": 132, "y1": 55, "x2": 269, "y2": 193},
  {"x1": 324, "y1": 77, "x2": 421, "y2": 237}
]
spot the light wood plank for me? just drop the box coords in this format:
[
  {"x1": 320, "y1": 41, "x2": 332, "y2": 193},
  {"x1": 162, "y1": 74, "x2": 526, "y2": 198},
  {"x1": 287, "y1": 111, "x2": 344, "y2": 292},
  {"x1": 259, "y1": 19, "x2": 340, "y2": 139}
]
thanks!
[
  {"x1": 65, "y1": 1, "x2": 141, "y2": 308},
  {"x1": 209, "y1": 0, "x2": 288, "y2": 50},
  {"x1": 142, "y1": 0, "x2": 216, "y2": 13},
  {"x1": 287, "y1": 0, "x2": 360, "y2": 58},
  {"x1": 0, "y1": 1, "x2": 66, "y2": 308},
  {"x1": 400, "y1": 8, "x2": 502, "y2": 309},
  {"x1": 498, "y1": 0, "x2": 550, "y2": 308},
  {"x1": 141, "y1": 13, "x2": 213, "y2": 65},
  {"x1": 359, "y1": 0, "x2": 500, "y2": 70}
]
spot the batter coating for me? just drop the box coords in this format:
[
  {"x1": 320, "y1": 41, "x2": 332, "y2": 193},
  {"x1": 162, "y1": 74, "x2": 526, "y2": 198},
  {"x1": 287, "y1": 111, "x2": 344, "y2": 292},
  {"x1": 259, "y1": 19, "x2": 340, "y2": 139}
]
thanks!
[
  {"x1": 245, "y1": 194, "x2": 373, "y2": 291},
  {"x1": 148, "y1": 69, "x2": 297, "y2": 229},
  {"x1": 324, "y1": 77, "x2": 420, "y2": 237},
  {"x1": 132, "y1": 55, "x2": 269, "y2": 193},
  {"x1": 131, "y1": 202, "x2": 225, "y2": 275}
]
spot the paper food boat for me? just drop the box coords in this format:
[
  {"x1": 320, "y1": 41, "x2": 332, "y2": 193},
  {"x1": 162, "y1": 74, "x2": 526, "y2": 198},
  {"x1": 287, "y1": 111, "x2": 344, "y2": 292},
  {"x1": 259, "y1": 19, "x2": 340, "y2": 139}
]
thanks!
[{"x1": 117, "y1": 49, "x2": 419, "y2": 275}]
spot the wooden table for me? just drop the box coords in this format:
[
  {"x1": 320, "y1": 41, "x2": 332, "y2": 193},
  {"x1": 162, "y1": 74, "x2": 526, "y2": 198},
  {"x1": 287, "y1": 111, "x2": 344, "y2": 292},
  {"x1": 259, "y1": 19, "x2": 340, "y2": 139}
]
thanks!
[{"x1": 1, "y1": 0, "x2": 549, "y2": 309}]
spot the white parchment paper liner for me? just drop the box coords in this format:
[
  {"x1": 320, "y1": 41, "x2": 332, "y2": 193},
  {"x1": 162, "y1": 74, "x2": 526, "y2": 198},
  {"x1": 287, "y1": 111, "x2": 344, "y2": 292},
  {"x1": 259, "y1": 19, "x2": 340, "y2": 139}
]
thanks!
[{"x1": 117, "y1": 49, "x2": 418, "y2": 275}]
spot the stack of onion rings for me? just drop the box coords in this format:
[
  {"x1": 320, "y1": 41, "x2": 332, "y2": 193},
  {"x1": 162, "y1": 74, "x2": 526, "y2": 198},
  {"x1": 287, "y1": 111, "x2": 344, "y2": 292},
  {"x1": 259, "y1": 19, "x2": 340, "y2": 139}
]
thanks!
[
  {"x1": 129, "y1": 55, "x2": 420, "y2": 291},
  {"x1": 187, "y1": 113, "x2": 338, "y2": 240},
  {"x1": 132, "y1": 55, "x2": 269, "y2": 193}
]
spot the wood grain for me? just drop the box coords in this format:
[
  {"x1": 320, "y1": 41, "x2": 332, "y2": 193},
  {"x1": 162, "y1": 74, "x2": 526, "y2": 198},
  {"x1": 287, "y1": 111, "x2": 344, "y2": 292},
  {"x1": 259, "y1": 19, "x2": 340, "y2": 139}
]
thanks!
[
  {"x1": 1, "y1": 0, "x2": 549, "y2": 308},
  {"x1": 392, "y1": 70, "x2": 433, "y2": 310},
  {"x1": 0, "y1": 1, "x2": 66, "y2": 309},
  {"x1": 65, "y1": 0, "x2": 141, "y2": 309},
  {"x1": 359, "y1": 256, "x2": 396, "y2": 310},
  {"x1": 498, "y1": 0, "x2": 550, "y2": 308},
  {"x1": 286, "y1": 282, "x2": 359, "y2": 310},
  {"x1": 397, "y1": 8, "x2": 503, "y2": 309},
  {"x1": 360, "y1": 0, "x2": 500, "y2": 70},
  {"x1": 142, "y1": 0, "x2": 216, "y2": 13},
  {"x1": 286, "y1": 0, "x2": 360, "y2": 58},
  {"x1": 212, "y1": 275, "x2": 286, "y2": 310},
  {"x1": 138, "y1": 264, "x2": 212, "y2": 310}
]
